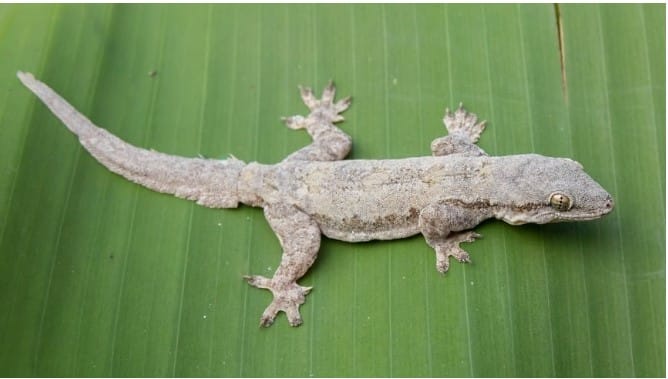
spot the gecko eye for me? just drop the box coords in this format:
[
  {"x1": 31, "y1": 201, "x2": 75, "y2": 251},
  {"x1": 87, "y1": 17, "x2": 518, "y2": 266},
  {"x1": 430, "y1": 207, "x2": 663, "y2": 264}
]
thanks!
[{"x1": 549, "y1": 192, "x2": 573, "y2": 211}]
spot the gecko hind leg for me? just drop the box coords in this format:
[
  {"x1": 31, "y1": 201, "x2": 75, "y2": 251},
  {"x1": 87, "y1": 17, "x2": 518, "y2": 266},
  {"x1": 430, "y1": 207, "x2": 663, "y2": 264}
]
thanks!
[
  {"x1": 282, "y1": 81, "x2": 353, "y2": 162},
  {"x1": 244, "y1": 203, "x2": 321, "y2": 327}
]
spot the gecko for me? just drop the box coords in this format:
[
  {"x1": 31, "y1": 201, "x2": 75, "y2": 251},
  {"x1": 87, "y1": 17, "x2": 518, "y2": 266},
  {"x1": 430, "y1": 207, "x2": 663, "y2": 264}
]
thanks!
[{"x1": 17, "y1": 72, "x2": 614, "y2": 327}]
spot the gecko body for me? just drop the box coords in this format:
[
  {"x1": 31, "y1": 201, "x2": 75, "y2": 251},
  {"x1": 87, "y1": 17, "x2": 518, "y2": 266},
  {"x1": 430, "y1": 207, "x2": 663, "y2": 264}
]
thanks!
[{"x1": 17, "y1": 72, "x2": 614, "y2": 327}]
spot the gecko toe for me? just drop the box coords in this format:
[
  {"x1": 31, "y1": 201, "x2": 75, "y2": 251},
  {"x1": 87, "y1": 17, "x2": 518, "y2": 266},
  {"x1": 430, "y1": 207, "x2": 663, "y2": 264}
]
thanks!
[
  {"x1": 454, "y1": 231, "x2": 482, "y2": 243},
  {"x1": 321, "y1": 80, "x2": 336, "y2": 103},
  {"x1": 259, "y1": 313, "x2": 277, "y2": 328},
  {"x1": 335, "y1": 96, "x2": 352, "y2": 113},
  {"x1": 286, "y1": 308, "x2": 304, "y2": 327},
  {"x1": 436, "y1": 258, "x2": 450, "y2": 274},
  {"x1": 282, "y1": 115, "x2": 307, "y2": 130},
  {"x1": 299, "y1": 85, "x2": 318, "y2": 108},
  {"x1": 244, "y1": 275, "x2": 272, "y2": 289},
  {"x1": 455, "y1": 251, "x2": 471, "y2": 263}
]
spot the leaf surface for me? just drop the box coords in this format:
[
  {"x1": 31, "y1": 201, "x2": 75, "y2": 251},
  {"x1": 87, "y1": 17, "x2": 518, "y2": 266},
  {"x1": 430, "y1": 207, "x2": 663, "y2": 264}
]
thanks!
[{"x1": 0, "y1": 4, "x2": 664, "y2": 377}]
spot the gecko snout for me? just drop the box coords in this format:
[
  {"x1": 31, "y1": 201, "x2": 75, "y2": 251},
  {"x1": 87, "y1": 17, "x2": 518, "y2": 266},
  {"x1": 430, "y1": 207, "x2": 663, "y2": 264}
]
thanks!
[{"x1": 602, "y1": 195, "x2": 614, "y2": 214}]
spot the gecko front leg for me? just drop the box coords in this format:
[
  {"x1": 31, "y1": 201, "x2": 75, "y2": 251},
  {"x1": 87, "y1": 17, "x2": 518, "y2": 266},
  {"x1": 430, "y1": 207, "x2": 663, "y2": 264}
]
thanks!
[
  {"x1": 244, "y1": 203, "x2": 321, "y2": 327},
  {"x1": 418, "y1": 202, "x2": 487, "y2": 273}
]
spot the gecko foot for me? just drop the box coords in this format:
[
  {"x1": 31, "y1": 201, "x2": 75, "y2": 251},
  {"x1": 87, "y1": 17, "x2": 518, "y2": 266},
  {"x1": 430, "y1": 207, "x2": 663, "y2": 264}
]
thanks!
[
  {"x1": 434, "y1": 231, "x2": 481, "y2": 274},
  {"x1": 283, "y1": 81, "x2": 351, "y2": 127},
  {"x1": 443, "y1": 103, "x2": 486, "y2": 143},
  {"x1": 244, "y1": 275, "x2": 312, "y2": 327}
]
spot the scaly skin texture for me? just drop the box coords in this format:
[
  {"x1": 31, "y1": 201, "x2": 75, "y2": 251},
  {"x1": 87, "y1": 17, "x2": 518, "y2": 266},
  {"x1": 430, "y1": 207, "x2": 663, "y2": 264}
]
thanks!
[{"x1": 17, "y1": 72, "x2": 614, "y2": 327}]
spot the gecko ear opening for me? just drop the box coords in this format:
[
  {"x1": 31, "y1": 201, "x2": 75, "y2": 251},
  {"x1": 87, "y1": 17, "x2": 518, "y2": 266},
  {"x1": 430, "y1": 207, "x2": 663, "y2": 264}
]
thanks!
[{"x1": 549, "y1": 192, "x2": 573, "y2": 211}]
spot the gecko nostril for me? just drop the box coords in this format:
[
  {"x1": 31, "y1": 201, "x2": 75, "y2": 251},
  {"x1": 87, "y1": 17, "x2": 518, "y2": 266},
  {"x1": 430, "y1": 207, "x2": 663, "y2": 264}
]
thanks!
[{"x1": 604, "y1": 197, "x2": 614, "y2": 210}]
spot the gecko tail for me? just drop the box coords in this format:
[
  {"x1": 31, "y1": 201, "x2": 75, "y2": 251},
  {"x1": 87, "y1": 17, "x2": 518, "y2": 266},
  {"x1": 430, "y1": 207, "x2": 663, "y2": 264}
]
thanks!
[{"x1": 17, "y1": 71, "x2": 245, "y2": 208}]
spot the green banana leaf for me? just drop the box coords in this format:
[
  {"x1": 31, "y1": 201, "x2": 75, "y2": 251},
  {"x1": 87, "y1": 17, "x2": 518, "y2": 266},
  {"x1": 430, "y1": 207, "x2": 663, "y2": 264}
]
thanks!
[{"x1": 0, "y1": 4, "x2": 664, "y2": 377}]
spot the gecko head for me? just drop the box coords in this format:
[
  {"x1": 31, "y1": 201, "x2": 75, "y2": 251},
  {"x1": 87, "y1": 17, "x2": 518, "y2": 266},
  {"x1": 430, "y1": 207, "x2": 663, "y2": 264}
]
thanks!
[{"x1": 496, "y1": 155, "x2": 614, "y2": 225}]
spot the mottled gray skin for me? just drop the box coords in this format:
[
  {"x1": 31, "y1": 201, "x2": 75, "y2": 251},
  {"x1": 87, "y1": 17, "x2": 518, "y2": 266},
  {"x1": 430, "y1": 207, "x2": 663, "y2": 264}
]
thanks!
[{"x1": 17, "y1": 72, "x2": 614, "y2": 327}]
